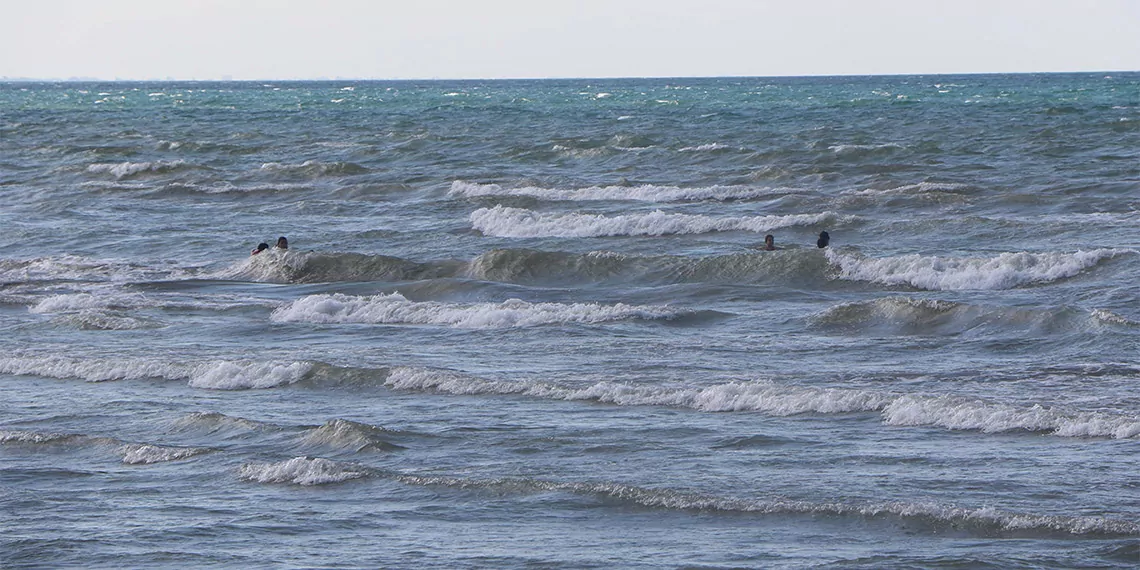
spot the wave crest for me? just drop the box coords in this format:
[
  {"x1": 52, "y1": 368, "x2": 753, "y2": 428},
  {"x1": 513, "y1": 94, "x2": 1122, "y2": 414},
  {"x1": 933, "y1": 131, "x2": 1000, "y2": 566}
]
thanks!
[
  {"x1": 259, "y1": 160, "x2": 368, "y2": 176},
  {"x1": 451, "y1": 180, "x2": 782, "y2": 202},
  {"x1": 85, "y1": 160, "x2": 191, "y2": 179},
  {"x1": 826, "y1": 248, "x2": 1126, "y2": 290},
  {"x1": 471, "y1": 205, "x2": 839, "y2": 238},
  {"x1": 270, "y1": 293, "x2": 689, "y2": 328},
  {"x1": 396, "y1": 475, "x2": 1139, "y2": 537},
  {"x1": 301, "y1": 419, "x2": 405, "y2": 452},
  {"x1": 238, "y1": 457, "x2": 370, "y2": 485}
]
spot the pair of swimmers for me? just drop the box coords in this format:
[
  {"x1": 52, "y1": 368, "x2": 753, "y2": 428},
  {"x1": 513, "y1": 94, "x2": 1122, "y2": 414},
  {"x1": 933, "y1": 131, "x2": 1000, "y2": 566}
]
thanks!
[
  {"x1": 251, "y1": 236, "x2": 288, "y2": 255},
  {"x1": 762, "y1": 231, "x2": 830, "y2": 251}
]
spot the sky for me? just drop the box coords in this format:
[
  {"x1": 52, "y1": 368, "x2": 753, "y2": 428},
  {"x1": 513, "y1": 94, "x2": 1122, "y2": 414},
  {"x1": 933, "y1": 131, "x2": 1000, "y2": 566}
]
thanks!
[{"x1": 2, "y1": 0, "x2": 1138, "y2": 80}]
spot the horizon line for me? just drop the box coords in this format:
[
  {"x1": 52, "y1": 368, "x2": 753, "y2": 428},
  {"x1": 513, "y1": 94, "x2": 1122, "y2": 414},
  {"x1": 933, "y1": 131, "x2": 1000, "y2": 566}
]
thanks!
[{"x1": 2, "y1": 69, "x2": 1136, "y2": 83}]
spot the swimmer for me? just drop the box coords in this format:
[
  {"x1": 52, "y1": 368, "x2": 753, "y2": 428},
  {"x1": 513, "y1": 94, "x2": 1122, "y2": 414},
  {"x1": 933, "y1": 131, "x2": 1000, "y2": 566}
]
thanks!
[
  {"x1": 251, "y1": 243, "x2": 269, "y2": 255},
  {"x1": 275, "y1": 236, "x2": 288, "y2": 250},
  {"x1": 817, "y1": 231, "x2": 830, "y2": 248},
  {"x1": 763, "y1": 234, "x2": 776, "y2": 251}
]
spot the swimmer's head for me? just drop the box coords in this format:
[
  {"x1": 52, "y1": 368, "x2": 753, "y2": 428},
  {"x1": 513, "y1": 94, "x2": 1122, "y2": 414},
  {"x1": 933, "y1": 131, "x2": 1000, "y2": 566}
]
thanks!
[{"x1": 276, "y1": 236, "x2": 288, "y2": 249}]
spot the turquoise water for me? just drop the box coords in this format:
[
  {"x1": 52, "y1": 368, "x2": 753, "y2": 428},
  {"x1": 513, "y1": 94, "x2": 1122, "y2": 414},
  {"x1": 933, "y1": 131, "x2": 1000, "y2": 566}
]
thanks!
[{"x1": 2, "y1": 74, "x2": 1139, "y2": 568}]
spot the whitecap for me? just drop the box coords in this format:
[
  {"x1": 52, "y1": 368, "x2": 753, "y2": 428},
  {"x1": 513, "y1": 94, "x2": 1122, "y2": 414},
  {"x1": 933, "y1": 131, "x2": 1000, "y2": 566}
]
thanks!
[
  {"x1": 470, "y1": 206, "x2": 838, "y2": 238},
  {"x1": 450, "y1": 180, "x2": 781, "y2": 202},
  {"x1": 238, "y1": 457, "x2": 369, "y2": 485},
  {"x1": 825, "y1": 248, "x2": 1126, "y2": 291},
  {"x1": 270, "y1": 293, "x2": 685, "y2": 328},
  {"x1": 86, "y1": 160, "x2": 187, "y2": 179}
]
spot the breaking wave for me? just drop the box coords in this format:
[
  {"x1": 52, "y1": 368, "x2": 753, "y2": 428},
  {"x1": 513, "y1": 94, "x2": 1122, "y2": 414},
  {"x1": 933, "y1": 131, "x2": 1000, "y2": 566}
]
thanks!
[
  {"x1": 826, "y1": 248, "x2": 1127, "y2": 291},
  {"x1": 471, "y1": 205, "x2": 840, "y2": 237},
  {"x1": 118, "y1": 443, "x2": 212, "y2": 464},
  {"x1": 810, "y1": 296, "x2": 1118, "y2": 335},
  {"x1": 466, "y1": 248, "x2": 830, "y2": 286},
  {"x1": 270, "y1": 293, "x2": 693, "y2": 328},
  {"x1": 383, "y1": 367, "x2": 1140, "y2": 439},
  {"x1": 258, "y1": 160, "x2": 368, "y2": 176},
  {"x1": 238, "y1": 457, "x2": 370, "y2": 486},
  {"x1": 49, "y1": 309, "x2": 158, "y2": 331},
  {"x1": 1, "y1": 430, "x2": 211, "y2": 464},
  {"x1": 395, "y1": 475, "x2": 1139, "y2": 537},
  {"x1": 0, "y1": 255, "x2": 191, "y2": 283},
  {"x1": 450, "y1": 180, "x2": 784, "y2": 202},
  {"x1": 86, "y1": 160, "x2": 192, "y2": 179},
  {"x1": 214, "y1": 249, "x2": 462, "y2": 284},
  {"x1": 0, "y1": 356, "x2": 312, "y2": 390},
  {"x1": 216, "y1": 247, "x2": 830, "y2": 287}
]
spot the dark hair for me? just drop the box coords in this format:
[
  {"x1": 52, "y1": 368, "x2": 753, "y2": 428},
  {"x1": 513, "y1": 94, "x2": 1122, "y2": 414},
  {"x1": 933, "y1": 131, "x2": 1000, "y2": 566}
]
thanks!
[
  {"x1": 256, "y1": 243, "x2": 269, "y2": 252},
  {"x1": 276, "y1": 236, "x2": 288, "y2": 249},
  {"x1": 817, "y1": 231, "x2": 830, "y2": 248}
]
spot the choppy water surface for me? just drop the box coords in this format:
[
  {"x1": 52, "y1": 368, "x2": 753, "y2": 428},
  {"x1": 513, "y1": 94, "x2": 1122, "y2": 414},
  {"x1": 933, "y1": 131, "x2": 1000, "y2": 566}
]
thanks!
[{"x1": 2, "y1": 74, "x2": 1139, "y2": 568}]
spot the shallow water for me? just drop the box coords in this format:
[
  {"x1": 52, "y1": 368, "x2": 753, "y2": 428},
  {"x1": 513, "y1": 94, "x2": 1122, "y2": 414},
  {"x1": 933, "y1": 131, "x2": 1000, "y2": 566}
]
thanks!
[{"x1": 2, "y1": 74, "x2": 1139, "y2": 568}]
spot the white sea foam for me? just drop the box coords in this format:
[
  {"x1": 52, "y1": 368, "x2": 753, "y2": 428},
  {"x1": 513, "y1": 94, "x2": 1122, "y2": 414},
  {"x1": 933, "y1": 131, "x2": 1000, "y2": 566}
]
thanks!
[
  {"x1": 27, "y1": 289, "x2": 269, "y2": 315},
  {"x1": 828, "y1": 143, "x2": 904, "y2": 154},
  {"x1": 843, "y1": 181, "x2": 971, "y2": 196},
  {"x1": 450, "y1": 180, "x2": 782, "y2": 202},
  {"x1": 883, "y1": 394, "x2": 1140, "y2": 439},
  {"x1": 0, "y1": 255, "x2": 182, "y2": 283},
  {"x1": 385, "y1": 367, "x2": 1140, "y2": 439},
  {"x1": 271, "y1": 293, "x2": 685, "y2": 328},
  {"x1": 0, "y1": 356, "x2": 311, "y2": 389},
  {"x1": 0, "y1": 356, "x2": 194, "y2": 383},
  {"x1": 187, "y1": 361, "x2": 313, "y2": 390},
  {"x1": 238, "y1": 457, "x2": 369, "y2": 485},
  {"x1": 825, "y1": 248, "x2": 1125, "y2": 291},
  {"x1": 1090, "y1": 309, "x2": 1138, "y2": 327},
  {"x1": 258, "y1": 160, "x2": 367, "y2": 176},
  {"x1": 29, "y1": 292, "x2": 148, "y2": 314},
  {"x1": 50, "y1": 309, "x2": 155, "y2": 331},
  {"x1": 86, "y1": 160, "x2": 187, "y2": 179},
  {"x1": 678, "y1": 143, "x2": 734, "y2": 152},
  {"x1": 0, "y1": 430, "x2": 79, "y2": 445},
  {"x1": 119, "y1": 443, "x2": 211, "y2": 464},
  {"x1": 384, "y1": 368, "x2": 890, "y2": 414},
  {"x1": 471, "y1": 206, "x2": 838, "y2": 238}
]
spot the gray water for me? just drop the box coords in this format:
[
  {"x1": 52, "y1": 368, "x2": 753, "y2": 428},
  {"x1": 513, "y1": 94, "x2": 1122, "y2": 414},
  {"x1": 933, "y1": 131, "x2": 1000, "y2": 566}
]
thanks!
[{"x1": 2, "y1": 74, "x2": 1139, "y2": 568}]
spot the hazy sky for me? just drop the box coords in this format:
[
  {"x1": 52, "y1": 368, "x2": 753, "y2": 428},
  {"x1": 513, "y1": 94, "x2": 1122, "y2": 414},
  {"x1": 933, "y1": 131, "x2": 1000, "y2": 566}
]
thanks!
[{"x1": 3, "y1": 0, "x2": 1138, "y2": 80}]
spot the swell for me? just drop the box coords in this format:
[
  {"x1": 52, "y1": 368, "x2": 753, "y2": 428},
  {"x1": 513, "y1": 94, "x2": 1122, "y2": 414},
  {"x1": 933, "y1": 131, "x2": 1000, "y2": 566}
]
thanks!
[
  {"x1": 467, "y1": 248, "x2": 833, "y2": 287},
  {"x1": 230, "y1": 460, "x2": 1140, "y2": 536},
  {"x1": 215, "y1": 250, "x2": 464, "y2": 284},
  {"x1": 394, "y1": 474, "x2": 1140, "y2": 538},
  {"x1": 216, "y1": 247, "x2": 835, "y2": 287},
  {"x1": 811, "y1": 296, "x2": 1138, "y2": 336},
  {"x1": 0, "y1": 429, "x2": 212, "y2": 465}
]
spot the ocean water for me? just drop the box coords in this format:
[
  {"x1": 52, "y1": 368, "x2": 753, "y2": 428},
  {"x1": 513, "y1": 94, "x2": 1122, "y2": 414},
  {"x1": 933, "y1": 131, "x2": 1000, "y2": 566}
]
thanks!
[{"x1": 1, "y1": 74, "x2": 1138, "y2": 568}]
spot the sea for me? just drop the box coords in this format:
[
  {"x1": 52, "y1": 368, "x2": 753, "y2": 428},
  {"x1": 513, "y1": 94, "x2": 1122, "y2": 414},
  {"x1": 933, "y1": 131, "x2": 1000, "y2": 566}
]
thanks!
[{"x1": 1, "y1": 73, "x2": 1138, "y2": 568}]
